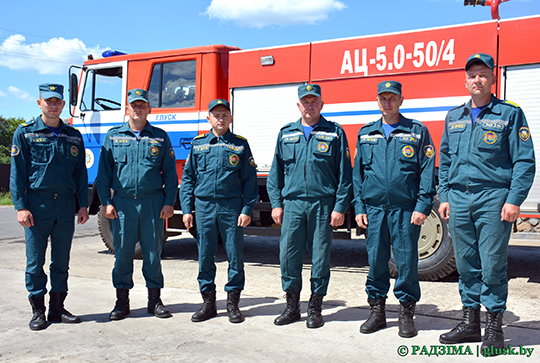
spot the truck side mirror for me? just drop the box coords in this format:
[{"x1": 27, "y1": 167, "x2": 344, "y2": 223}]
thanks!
[{"x1": 69, "y1": 73, "x2": 78, "y2": 107}]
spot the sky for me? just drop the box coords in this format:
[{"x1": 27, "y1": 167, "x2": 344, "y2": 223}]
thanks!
[{"x1": 0, "y1": 0, "x2": 539, "y2": 120}]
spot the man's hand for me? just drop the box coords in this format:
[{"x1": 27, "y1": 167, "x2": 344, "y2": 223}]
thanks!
[
  {"x1": 17, "y1": 209, "x2": 34, "y2": 227},
  {"x1": 271, "y1": 207, "x2": 283, "y2": 225},
  {"x1": 501, "y1": 203, "x2": 520, "y2": 222},
  {"x1": 183, "y1": 213, "x2": 193, "y2": 231},
  {"x1": 237, "y1": 214, "x2": 251, "y2": 227},
  {"x1": 355, "y1": 214, "x2": 368, "y2": 229},
  {"x1": 77, "y1": 207, "x2": 90, "y2": 224},
  {"x1": 439, "y1": 202, "x2": 450, "y2": 220},
  {"x1": 160, "y1": 205, "x2": 174, "y2": 219},
  {"x1": 103, "y1": 204, "x2": 118, "y2": 219},
  {"x1": 330, "y1": 211, "x2": 345, "y2": 228},
  {"x1": 411, "y1": 211, "x2": 428, "y2": 226}
]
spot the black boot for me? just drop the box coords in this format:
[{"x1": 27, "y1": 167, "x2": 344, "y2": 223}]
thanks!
[
  {"x1": 481, "y1": 312, "x2": 504, "y2": 353},
  {"x1": 306, "y1": 293, "x2": 324, "y2": 329},
  {"x1": 274, "y1": 292, "x2": 301, "y2": 326},
  {"x1": 192, "y1": 290, "x2": 217, "y2": 322},
  {"x1": 47, "y1": 292, "x2": 81, "y2": 323},
  {"x1": 398, "y1": 301, "x2": 417, "y2": 338},
  {"x1": 360, "y1": 297, "x2": 386, "y2": 334},
  {"x1": 439, "y1": 306, "x2": 481, "y2": 344},
  {"x1": 227, "y1": 290, "x2": 244, "y2": 323},
  {"x1": 28, "y1": 296, "x2": 47, "y2": 331},
  {"x1": 147, "y1": 287, "x2": 172, "y2": 318},
  {"x1": 109, "y1": 288, "x2": 130, "y2": 321}
]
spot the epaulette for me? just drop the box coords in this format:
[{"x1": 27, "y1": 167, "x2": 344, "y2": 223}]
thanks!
[
  {"x1": 504, "y1": 100, "x2": 520, "y2": 108},
  {"x1": 234, "y1": 134, "x2": 247, "y2": 141},
  {"x1": 21, "y1": 120, "x2": 35, "y2": 127},
  {"x1": 193, "y1": 134, "x2": 206, "y2": 140}
]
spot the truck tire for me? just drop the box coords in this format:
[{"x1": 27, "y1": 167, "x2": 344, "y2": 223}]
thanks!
[
  {"x1": 98, "y1": 206, "x2": 166, "y2": 260},
  {"x1": 388, "y1": 195, "x2": 456, "y2": 281}
]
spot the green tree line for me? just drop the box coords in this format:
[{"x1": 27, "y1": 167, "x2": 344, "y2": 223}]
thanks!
[{"x1": 0, "y1": 116, "x2": 27, "y2": 164}]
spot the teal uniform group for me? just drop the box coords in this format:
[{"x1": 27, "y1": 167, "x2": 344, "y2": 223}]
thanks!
[
  {"x1": 10, "y1": 83, "x2": 89, "y2": 330},
  {"x1": 267, "y1": 84, "x2": 352, "y2": 329},
  {"x1": 354, "y1": 81, "x2": 436, "y2": 338},
  {"x1": 439, "y1": 54, "x2": 535, "y2": 351},
  {"x1": 96, "y1": 89, "x2": 178, "y2": 320},
  {"x1": 180, "y1": 99, "x2": 258, "y2": 323}
]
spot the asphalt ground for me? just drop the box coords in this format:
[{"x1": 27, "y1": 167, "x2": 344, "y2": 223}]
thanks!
[{"x1": 0, "y1": 206, "x2": 539, "y2": 362}]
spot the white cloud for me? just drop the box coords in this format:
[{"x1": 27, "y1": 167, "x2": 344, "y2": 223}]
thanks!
[
  {"x1": 0, "y1": 34, "x2": 106, "y2": 75},
  {"x1": 8, "y1": 86, "x2": 33, "y2": 101},
  {"x1": 0, "y1": 90, "x2": 7, "y2": 97},
  {"x1": 205, "y1": 0, "x2": 347, "y2": 28}
]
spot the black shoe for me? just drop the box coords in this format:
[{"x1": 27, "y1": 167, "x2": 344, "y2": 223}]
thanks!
[
  {"x1": 274, "y1": 292, "x2": 301, "y2": 326},
  {"x1": 481, "y1": 312, "x2": 504, "y2": 353},
  {"x1": 28, "y1": 296, "x2": 47, "y2": 331},
  {"x1": 147, "y1": 287, "x2": 172, "y2": 318},
  {"x1": 192, "y1": 290, "x2": 217, "y2": 322},
  {"x1": 306, "y1": 293, "x2": 324, "y2": 329},
  {"x1": 439, "y1": 306, "x2": 481, "y2": 344},
  {"x1": 110, "y1": 288, "x2": 130, "y2": 321},
  {"x1": 47, "y1": 292, "x2": 81, "y2": 323},
  {"x1": 398, "y1": 301, "x2": 417, "y2": 338},
  {"x1": 227, "y1": 290, "x2": 244, "y2": 323},
  {"x1": 360, "y1": 297, "x2": 386, "y2": 334}
]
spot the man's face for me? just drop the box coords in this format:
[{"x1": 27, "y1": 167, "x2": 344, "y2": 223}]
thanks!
[
  {"x1": 37, "y1": 96, "x2": 65, "y2": 119},
  {"x1": 207, "y1": 105, "x2": 232, "y2": 136},
  {"x1": 127, "y1": 100, "x2": 151, "y2": 123},
  {"x1": 297, "y1": 95, "x2": 323, "y2": 124},
  {"x1": 465, "y1": 63, "x2": 494, "y2": 99},
  {"x1": 377, "y1": 92, "x2": 403, "y2": 119}
]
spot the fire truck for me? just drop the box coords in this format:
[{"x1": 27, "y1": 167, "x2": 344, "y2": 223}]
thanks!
[{"x1": 68, "y1": 14, "x2": 540, "y2": 281}]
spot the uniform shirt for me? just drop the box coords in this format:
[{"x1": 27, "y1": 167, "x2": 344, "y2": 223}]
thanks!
[
  {"x1": 96, "y1": 121, "x2": 178, "y2": 206},
  {"x1": 10, "y1": 116, "x2": 88, "y2": 211},
  {"x1": 439, "y1": 96, "x2": 535, "y2": 206},
  {"x1": 179, "y1": 130, "x2": 258, "y2": 216},
  {"x1": 267, "y1": 116, "x2": 353, "y2": 213},
  {"x1": 353, "y1": 115, "x2": 436, "y2": 216}
]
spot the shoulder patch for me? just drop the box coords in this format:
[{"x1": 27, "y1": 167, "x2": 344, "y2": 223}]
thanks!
[{"x1": 504, "y1": 100, "x2": 520, "y2": 108}]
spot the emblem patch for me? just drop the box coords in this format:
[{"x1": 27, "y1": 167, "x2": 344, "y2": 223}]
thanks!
[
  {"x1": 229, "y1": 154, "x2": 239, "y2": 165},
  {"x1": 424, "y1": 145, "x2": 434, "y2": 158},
  {"x1": 249, "y1": 156, "x2": 256, "y2": 167},
  {"x1": 85, "y1": 148, "x2": 94, "y2": 168},
  {"x1": 317, "y1": 142, "x2": 329, "y2": 153},
  {"x1": 483, "y1": 131, "x2": 497, "y2": 145},
  {"x1": 150, "y1": 145, "x2": 159, "y2": 156},
  {"x1": 402, "y1": 145, "x2": 415, "y2": 158},
  {"x1": 354, "y1": 147, "x2": 358, "y2": 159},
  {"x1": 70, "y1": 145, "x2": 78, "y2": 157},
  {"x1": 11, "y1": 145, "x2": 19, "y2": 156},
  {"x1": 346, "y1": 147, "x2": 350, "y2": 159},
  {"x1": 519, "y1": 127, "x2": 531, "y2": 142},
  {"x1": 169, "y1": 147, "x2": 175, "y2": 158}
]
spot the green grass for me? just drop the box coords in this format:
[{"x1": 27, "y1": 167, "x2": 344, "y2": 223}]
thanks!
[{"x1": 0, "y1": 191, "x2": 13, "y2": 206}]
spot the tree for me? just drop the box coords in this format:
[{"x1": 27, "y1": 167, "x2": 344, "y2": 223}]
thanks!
[{"x1": 0, "y1": 116, "x2": 27, "y2": 164}]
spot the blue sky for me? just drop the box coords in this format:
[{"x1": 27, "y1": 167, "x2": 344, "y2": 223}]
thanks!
[{"x1": 0, "y1": 0, "x2": 538, "y2": 120}]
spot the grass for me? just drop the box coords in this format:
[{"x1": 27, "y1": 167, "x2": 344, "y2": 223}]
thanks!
[{"x1": 0, "y1": 191, "x2": 13, "y2": 206}]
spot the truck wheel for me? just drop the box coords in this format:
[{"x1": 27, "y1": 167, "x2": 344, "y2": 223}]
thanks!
[
  {"x1": 98, "y1": 206, "x2": 166, "y2": 260},
  {"x1": 389, "y1": 196, "x2": 456, "y2": 281}
]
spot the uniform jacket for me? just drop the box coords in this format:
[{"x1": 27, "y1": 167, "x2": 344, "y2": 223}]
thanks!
[
  {"x1": 267, "y1": 116, "x2": 353, "y2": 213},
  {"x1": 179, "y1": 130, "x2": 258, "y2": 216},
  {"x1": 10, "y1": 116, "x2": 88, "y2": 210},
  {"x1": 96, "y1": 121, "x2": 178, "y2": 206},
  {"x1": 439, "y1": 95, "x2": 535, "y2": 206},
  {"x1": 353, "y1": 115, "x2": 436, "y2": 216}
]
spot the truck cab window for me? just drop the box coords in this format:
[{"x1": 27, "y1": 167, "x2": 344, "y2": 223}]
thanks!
[
  {"x1": 148, "y1": 60, "x2": 196, "y2": 108},
  {"x1": 81, "y1": 67, "x2": 123, "y2": 111}
]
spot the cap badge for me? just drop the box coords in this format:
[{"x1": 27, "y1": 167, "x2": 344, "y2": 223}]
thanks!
[
  {"x1": 307, "y1": 85, "x2": 312, "y2": 91},
  {"x1": 385, "y1": 82, "x2": 391, "y2": 87},
  {"x1": 50, "y1": 86, "x2": 55, "y2": 91},
  {"x1": 218, "y1": 100, "x2": 222, "y2": 104},
  {"x1": 474, "y1": 54, "x2": 481, "y2": 58},
  {"x1": 136, "y1": 90, "x2": 141, "y2": 95}
]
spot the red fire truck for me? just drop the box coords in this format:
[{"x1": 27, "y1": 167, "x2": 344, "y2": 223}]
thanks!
[{"x1": 68, "y1": 14, "x2": 540, "y2": 281}]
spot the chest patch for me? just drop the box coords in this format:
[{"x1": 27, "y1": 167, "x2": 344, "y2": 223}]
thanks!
[
  {"x1": 402, "y1": 145, "x2": 415, "y2": 158},
  {"x1": 483, "y1": 131, "x2": 498, "y2": 145},
  {"x1": 229, "y1": 154, "x2": 239, "y2": 165},
  {"x1": 70, "y1": 145, "x2": 79, "y2": 157},
  {"x1": 150, "y1": 145, "x2": 159, "y2": 156},
  {"x1": 317, "y1": 142, "x2": 329, "y2": 153}
]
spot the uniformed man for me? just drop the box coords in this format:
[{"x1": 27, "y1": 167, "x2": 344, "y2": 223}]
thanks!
[
  {"x1": 10, "y1": 83, "x2": 89, "y2": 330},
  {"x1": 438, "y1": 54, "x2": 535, "y2": 351},
  {"x1": 180, "y1": 99, "x2": 257, "y2": 324},
  {"x1": 267, "y1": 84, "x2": 352, "y2": 329},
  {"x1": 96, "y1": 89, "x2": 178, "y2": 320},
  {"x1": 353, "y1": 81, "x2": 436, "y2": 338}
]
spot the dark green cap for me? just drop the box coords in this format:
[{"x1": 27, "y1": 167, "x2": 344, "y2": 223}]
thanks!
[
  {"x1": 298, "y1": 84, "x2": 321, "y2": 99},
  {"x1": 465, "y1": 53, "x2": 494, "y2": 70},
  {"x1": 127, "y1": 89, "x2": 149, "y2": 103},
  {"x1": 209, "y1": 99, "x2": 230, "y2": 111},
  {"x1": 377, "y1": 81, "x2": 401, "y2": 95},
  {"x1": 39, "y1": 83, "x2": 64, "y2": 100}
]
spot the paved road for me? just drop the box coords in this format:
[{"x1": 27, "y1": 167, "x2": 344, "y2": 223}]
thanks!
[{"x1": 0, "y1": 206, "x2": 539, "y2": 362}]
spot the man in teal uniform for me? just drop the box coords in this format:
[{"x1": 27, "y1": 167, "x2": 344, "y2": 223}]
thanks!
[
  {"x1": 180, "y1": 99, "x2": 257, "y2": 324},
  {"x1": 353, "y1": 81, "x2": 436, "y2": 338},
  {"x1": 438, "y1": 54, "x2": 535, "y2": 352},
  {"x1": 267, "y1": 84, "x2": 352, "y2": 329},
  {"x1": 10, "y1": 83, "x2": 89, "y2": 330},
  {"x1": 96, "y1": 89, "x2": 178, "y2": 320}
]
